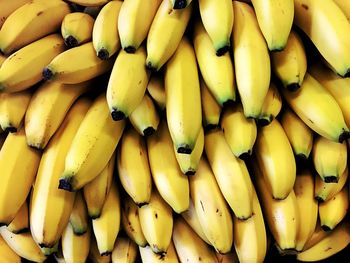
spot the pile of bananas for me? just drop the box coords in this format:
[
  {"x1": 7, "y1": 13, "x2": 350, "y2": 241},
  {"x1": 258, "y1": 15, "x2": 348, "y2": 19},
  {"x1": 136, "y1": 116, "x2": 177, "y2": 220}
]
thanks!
[{"x1": 1, "y1": 0, "x2": 350, "y2": 262}]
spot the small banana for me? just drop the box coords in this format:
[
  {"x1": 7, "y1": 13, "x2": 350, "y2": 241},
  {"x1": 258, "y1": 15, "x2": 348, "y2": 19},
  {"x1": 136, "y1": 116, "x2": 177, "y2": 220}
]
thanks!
[
  {"x1": 170, "y1": 0, "x2": 193, "y2": 9},
  {"x1": 200, "y1": 78, "x2": 221, "y2": 130},
  {"x1": 111, "y1": 237, "x2": 138, "y2": 263},
  {"x1": 147, "y1": 75, "x2": 166, "y2": 111},
  {"x1": 257, "y1": 82, "x2": 282, "y2": 126},
  {"x1": 69, "y1": 191, "x2": 89, "y2": 235},
  {"x1": 0, "y1": 0, "x2": 30, "y2": 29},
  {"x1": 0, "y1": 234, "x2": 21, "y2": 263},
  {"x1": 139, "y1": 241, "x2": 179, "y2": 263},
  {"x1": 7, "y1": 201, "x2": 28, "y2": 234}
]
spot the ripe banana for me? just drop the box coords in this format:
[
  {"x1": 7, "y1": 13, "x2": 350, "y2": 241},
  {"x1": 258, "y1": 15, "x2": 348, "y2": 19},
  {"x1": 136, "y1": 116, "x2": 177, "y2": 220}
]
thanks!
[
  {"x1": 282, "y1": 73, "x2": 350, "y2": 143},
  {"x1": 0, "y1": 34, "x2": 64, "y2": 93},
  {"x1": 89, "y1": 236, "x2": 111, "y2": 263},
  {"x1": 205, "y1": 129, "x2": 254, "y2": 219},
  {"x1": 43, "y1": 42, "x2": 114, "y2": 84},
  {"x1": 200, "y1": 78, "x2": 221, "y2": 130},
  {"x1": 61, "y1": 12, "x2": 94, "y2": 48},
  {"x1": 221, "y1": 104, "x2": 257, "y2": 159},
  {"x1": 138, "y1": 189, "x2": 173, "y2": 254},
  {"x1": 0, "y1": 0, "x2": 70, "y2": 54},
  {"x1": 271, "y1": 30, "x2": 307, "y2": 91},
  {"x1": 146, "y1": 0, "x2": 192, "y2": 71},
  {"x1": 147, "y1": 121, "x2": 189, "y2": 213},
  {"x1": 0, "y1": 0, "x2": 30, "y2": 29},
  {"x1": 232, "y1": 1, "x2": 270, "y2": 118},
  {"x1": 0, "y1": 90, "x2": 31, "y2": 133},
  {"x1": 106, "y1": 47, "x2": 150, "y2": 121},
  {"x1": 69, "y1": 191, "x2": 89, "y2": 235},
  {"x1": 171, "y1": 0, "x2": 193, "y2": 9},
  {"x1": 118, "y1": 0, "x2": 162, "y2": 53},
  {"x1": 93, "y1": 0, "x2": 122, "y2": 59},
  {"x1": 257, "y1": 82, "x2": 282, "y2": 126},
  {"x1": 139, "y1": 241, "x2": 179, "y2": 263},
  {"x1": 59, "y1": 94, "x2": 125, "y2": 192},
  {"x1": 25, "y1": 80, "x2": 91, "y2": 149},
  {"x1": 193, "y1": 19, "x2": 235, "y2": 106},
  {"x1": 333, "y1": 0, "x2": 350, "y2": 21},
  {"x1": 302, "y1": 220, "x2": 328, "y2": 251},
  {"x1": 117, "y1": 127, "x2": 152, "y2": 206},
  {"x1": 111, "y1": 237, "x2": 138, "y2": 263},
  {"x1": 189, "y1": 157, "x2": 233, "y2": 254},
  {"x1": 0, "y1": 129, "x2": 41, "y2": 225},
  {"x1": 165, "y1": 37, "x2": 201, "y2": 154},
  {"x1": 7, "y1": 201, "x2": 28, "y2": 234},
  {"x1": 294, "y1": 0, "x2": 350, "y2": 77},
  {"x1": 30, "y1": 99, "x2": 90, "y2": 252},
  {"x1": 0, "y1": 234, "x2": 21, "y2": 263},
  {"x1": 254, "y1": 118, "x2": 296, "y2": 200},
  {"x1": 147, "y1": 75, "x2": 166, "y2": 111},
  {"x1": 129, "y1": 93, "x2": 160, "y2": 136}
]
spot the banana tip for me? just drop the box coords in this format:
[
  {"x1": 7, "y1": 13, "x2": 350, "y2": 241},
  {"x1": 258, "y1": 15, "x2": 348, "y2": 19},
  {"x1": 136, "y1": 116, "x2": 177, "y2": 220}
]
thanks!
[
  {"x1": 321, "y1": 225, "x2": 332, "y2": 232},
  {"x1": 204, "y1": 124, "x2": 219, "y2": 132},
  {"x1": 4, "y1": 126, "x2": 17, "y2": 133},
  {"x1": 216, "y1": 45, "x2": 230, "y2": 56},
  {"x1": 338, "y1": 130, "x2": 350, "y2": 143},
  {"x1": 344, "y1": 69, "x2": 350, "y2": 78},
  {"x1": 97, "y1": 48, "x2": 110, "y2": 60},
  {"x1": 101, "y1": 251, "x2": 112, "y2": 256},
  {"x1": 324, "y1": 176, "x2": 338, "y2": 183},
  {"x1": 256, "y1": 117, "x2": 272, "y2": 127},
  {"x1": 238, "y1": 151, "x2": 252, "y2": 161},
  {"x1": 42, "y1": 67, "x2": 54, "y2": 80},
  {"x1": 143, "y1": 127, "x2": 156, "y2": 137},
  {"x1": 111, "y1": 109, "x2": 126, "y2": 121},
  {"x1": 185, "y1": 170, "x2": 196, "y2": 176},
  {"x1": 64, "y1": 36, "x2": 78, "y2": 49},
  {"x1": 286, "y1": 83, "x2": 300, "y2": 92},
  {"x1": 177, "y1": 145, "x2": 192, "y2": 154},
  {"x1": 145, "y1": 61, "x2": 158, "y2": 72},
  {"x1": 58, "y1": 177, "x2": 74, "y2": 192},
  {"x1": 124, "y1": 46, "x2": 136, "y2": 54},
  {"x1": 173, "y1": 0, "x2": 187, "y2": 9}
]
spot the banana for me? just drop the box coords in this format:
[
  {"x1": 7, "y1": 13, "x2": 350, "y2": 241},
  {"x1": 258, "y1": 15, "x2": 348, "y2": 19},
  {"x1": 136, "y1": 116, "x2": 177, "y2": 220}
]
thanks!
[
  {"x1": 254, "y1": 118, "x2": 296, "y2": 200},
  {"x1": 61, "y1": 12, "x2": 94, "y2": 48},
  {"x1": 0, "y1": 0, "x2": 70, "y2": 54},
  {"x1": 233, "y1": 188, "x2": 267, "y2": 263},
  {"x1": 66, "y1": 0, "x2": 110, "y2": 6},
  {"x1": 173, "y1": 217, "x2": 218, "y2": 263},
  {"x1": 43, "y1": 42, "x2": 114, "y2": 84},
  {"x1": 297, "y1": 220, "x2": 350, "y2": 262},
  {"x1": 319, "y1": 186, "x2": 349, "y2": 231},
  {"x1": 282, "y1": 73, "x2": 350, "y2": 143},
  {"x1": 189, "y1": 157, "x2": 233, "y2": 254},
  {"x1": 30, "y1": 99, "x2": 90, "y2": 253},
  {"x1": 294, "y1": 0, "x2": 350, "y2": 77},
  {"x1": 129, "y1": 93, "x2": 160, "y2": 136},
  {"x1": 117, "y1": 127, "x2": 152, "y2": 206},
  {"x1": 315, "y1": 167, "x2": 349, "y2": 202},
  {"x1": 25, "y1": 80, "x2": 91, "y2": 149},
  {"x1": 221, "y1": 104, "x2": 257, "y2": 159},
  {"x1": 146, "y1": 0, "x2": 192, "y2": 71},
  {"x1": 0, "y1": 90, "x2": 31, "y2": 133},
  {"x1": 118, "y1": 0, "x2": 162, "y2": 53},
  {"x1": 111, "y1": 237, "x2": 138, "y2": 263},
  {"x1": 139, "y1": 241, "x2": 179, "y2": 263},
  {"x1": 280, "y1": 108, "x2": 313, "y2": 161},
  {"x1": 251, "y1": 0, "x2": 294, "y2": 51},
  {"x1": 0, "y1": 227, "x2": 46, "y2": 262},
  {"x1": 205, "y1": 129, "x2": 254, "y2": 219},
  {"x1": 69, "y1": 191, "x2": 89, "y2": 235},
  {"x1": 92, "y1": 181, "x2": 121, "y2": 256},
  {"x1": 147, "y1": 75, "x2": 166, "y2": 111},
  {"x1": 138, "y1": 189, "x2": 173, "y2": 254},
  {"x1": 93, "y1": 0, "x2": 122, "y2": 59},
  {"x1": 171, "y1": 0, "x2": 193, "y2": 9},
  {"x1": 0, "y1": 234, "x2": 21, "y2": 263},
  {"x1": 0, "y1": 128, "x2": 41, "y2": 225},
  {"x1": 7, "y1": 201, "x2": 28, "y2": 234},
  {"x1": 294, "y1": 168, "x2": 318, "y2": 252},
  {"x1": 200, "y1": 78, "x2": 221, "y2": 130},
  {"x1": 174, "y1": 127, "x2": 204, "y2": 176},
  {"x1": 89, "y1": 236, "x2": 111, "y2": 263},
  {"x1": 107, "y1": 47, "x2": 150, "y2": 121},
  {"x1": 333, "y1": 0, "x2": 350, "y2": 21},
  {"x1": 59, "y1": 94, "x2": 125, "y2": 192},
  {"x1": 257, "y1": 82, "x2": 282, "y2": 126},
  {"x1": 121, "y1": 194, "x2": 148, "y2": 247},
  {"x1": 147, "y1": 121, "x2": 190, "y2": 213},
  {"x1": 165, "y1": 37, "x2": 201, "y2": 154},
  {"x1": 0, "y1": 0, "x2": 30, "y2": 29},
  {"x1": 0, "y1": 34, "x2": 64, "y2": 93},
  {"x1": 193, "y1": 20, "x2": 235, "y2": 106},
  {"x1": 232, "y1": 1, "x2": 270, "y2": 118},
  {"x1": 302, "y1": 220, "x2": 328, "y2": 251},
  {"x1": 271, "y1": 30, "x2": 307, "y2": 91},
  {"x1": 83, "y1": 152, "x2": 115, "y2": 219}
]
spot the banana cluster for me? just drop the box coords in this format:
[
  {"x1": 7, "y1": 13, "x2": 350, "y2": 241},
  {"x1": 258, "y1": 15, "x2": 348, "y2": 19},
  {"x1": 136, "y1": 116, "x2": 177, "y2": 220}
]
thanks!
[{"x1": 0, "y1": 0, "x2": 350, "y2": 262}]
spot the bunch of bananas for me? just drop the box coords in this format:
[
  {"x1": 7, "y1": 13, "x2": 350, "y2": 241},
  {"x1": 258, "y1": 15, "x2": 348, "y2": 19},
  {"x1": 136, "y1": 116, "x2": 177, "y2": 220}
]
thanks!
[{"x1": 1, "y1": 0, "x2": 350, "y2": 262}]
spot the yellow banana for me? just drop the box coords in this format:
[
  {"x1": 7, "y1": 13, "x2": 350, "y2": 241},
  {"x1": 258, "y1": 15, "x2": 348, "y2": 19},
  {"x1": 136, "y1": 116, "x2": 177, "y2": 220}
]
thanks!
[
  {"x1": 0, "y1": 90, "x2": 31, "y2": 133},
  {"x1": 294, "y1": 0, "x2": 350, "y2": 77},
  {"x1": 0, "y1": 0, "x2": 30, "y2": 29},
  {"x1": 69, "y1": 191, "x2": 89, "y2": 235},
  {"x1": 257, "y1": 82, "x2": 282, "y2": 126},
  {"x1": 147, "y1": 121, "x2": 189, "y2": 213},
  {"x1": 66, "y1": 0, "x2": 110, "y2": 6},
  {"x1": 200, "y1": 78, "x2": 221, "y2": 130},
  {"x1": 129, "y1": 93, "x2": 160, "y2": 136},
  {"x1": 165, "y1": 37, "x2": 201, "y2": 154},
  {"x1": 271, "y1": 30, "x2": 307, "y2": 91},
  {"x1": 254, "y1": 119, "x2": 296, "y2": 200},
  {"x1": 0, "y1": 0, "x2": 70, "y2": 54},
  {"x1": 89, "y1": 236, "x2": 111, "y2": 263},
  {"x1": 205, "y1": 129, "x2": 254, "y2": 219},
  {"x1": 111, "y1": 237, "x2": 138, "y2": 263},
  {"x1": 25, "y1": 80, "x2": 91, "y2": 149},
  {"x1": 302, "y1": 220, "x2": 328, "y2": 251},
  {"x1": 232, "y1": 1, "x2": 270, "y2": 118},
  {"x1": 61, "y1": 12, "x2": 94, "y2": 48},
  {"x1": 0, "y1": 34, "x2": 64, "y2": 93},
  {"x1": 0, "y1": 234, "x2": 21, "y2": 263},
  {"x1": 333, "y1": 0, "x2": 350, "y2": 21},
  {"x1": 139, "y1": 241, "x2": 179, "y2": 263},
  {"x1": 92, "y1": 0, "x2": 122, "y2": 59},
  {"x1": 138, "y1": 189, "x2": 173, "y2": 254},
  {"x1": 221, "y1": 104, "x2": 257, "y2": 159},
  {"x1": 147, "y1": 75, "x2": 166, "y2": 111},
  {"x1": 0, "y1": 129, "x2": 41, "y2": 225},
  {"x1": 193, "y1": 20, "x2": 235, "y2": 106},
  {"x1": 189, "y1": 157, "x2": 233, "y2": 254},
  {"x1": 170, "y1": 0, "x2": 193, "y2": 9},
  {"x1": 7, "y1": 201, "x2": 28, "y2": 234},
  {"x1": 59, "y1": 94, "x2": 125, "y2": 192},
  {"x1": 146, "y1": 0, "x2": 192, "y2": 71},
  {"x1": 117, "y1": 127, "x2": 152, "y2": 206}
]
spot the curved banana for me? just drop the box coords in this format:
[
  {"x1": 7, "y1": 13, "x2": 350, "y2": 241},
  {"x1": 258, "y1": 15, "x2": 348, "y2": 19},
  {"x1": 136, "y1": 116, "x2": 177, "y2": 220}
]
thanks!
[
  {"x1": 0, "y1": 34, "x2": 64, "y2": 93},
  {"x1": 232, "y1": 1, "x2": 270, "y2": 118},
  {"x1": 0, "y1": 234, "x2": 21, "y2": 263},
  {"x1": 170, "y1": 0, "x2": 193, "y2": 9},
  {"x1": 257, "y1": 82, "x2": 282, "y2": 126},
  {"x1": 89, "y1": 236, "x2": 111, "y2": 263},
  {"x1": 147, "y1": 75, "x2": 166, "y2": 111},
  {"x1": 165, "y1": 37, "x2": 201, "y2": 154},
  {"x1": 59, "y1": 94, "x2": 125, "y2": 192},
  {"x1": 146, "y1": 0, "x2": 192, "y2": 71},
  {"x1": 200, "y1": 78, "x2": 221, "y2": 130},
  {"x1": 69, "y1": 191, "x2": 89, "y2": 235},
  {"x1": 111, "y1": 237, "x2": 138, "y2": 263},
  {"x1": 302, "y1": 220, "x2": 328, "y2": 252},
  {"x1": 7, "y1": 201, "x2": 28, "y2": 234},
  {"x1": 139, "y1": 241, "x2": 179, "y2": 263},
  {"x1": 66, "y1": 0, "x2": 109, "y2": 6},
  {"x1": 0, "y1": 0, "x2": 30, "y2": 29},
  {"x1": 333, "y1": 0, "x2": 350, "y2": 21}
]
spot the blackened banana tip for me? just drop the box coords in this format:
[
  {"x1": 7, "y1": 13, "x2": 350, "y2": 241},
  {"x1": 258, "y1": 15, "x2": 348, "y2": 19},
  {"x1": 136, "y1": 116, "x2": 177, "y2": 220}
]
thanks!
[
  {"x1": 216, "y1": 45, "x2": 230, "y2": 56},
  {"x1": 338, "y1": 130, "x2": 350, "y2": 143},
  {"x1": 143, "y1": 127, "x2": 156, "y2": 137},
  {"x1": 124, "y1": 46, "x2": 136, "y2": 54},
  {"x1": 146, "y1": 61, "x2": 157, "y2": 72},
  {"x1": 42, "y1": 67, "x2": 54, "y2": 80},
  {"x1": 173, "y1": 0, "x2": 186, "y2": 9},
  {"x1": 177, "y1": 145, "x2": 192, "y2": 154},
  {"x1": 321, "y1": 225, "x2": 332, "y2": 232},
  {"x1": 222, "y1": 99, "x2": 235, "y2": 108},
  {"x1": 64, "y1": 36, "x2": 78, "y2": 48},
  {"x1": 101, "y1": 251, "x2": 112, "y2": 256},
  {"x1": 185, "y1": 170, "x2": 196, "y2": 176},
  {"x1": 97, "y1": 48, "x2": 110, "y2": 60},
  {"x1": 4, "y1": 127, "x2": 17, "y2": 133},
  {"x1": 58, "y1": 178, "x2": 73, "y2": 192},
  {"x1": 111, "y1": 110, "x2": 126, "y2": 121},
  {"x1": 204, "y1": 124, "x2": 219, "y2": 132},
  {"x1": 256, "y1": 118, "x2": 271, "y2": 127},
  {"x1": 239, "y1": 151, "x2": 251, "y2": 161},
  {"x1": 286, "y1": 83, "x2": 301, "y2": 92},
  {"x1": 324, "y1": 176, "x2": 338, "y2": 183},
  {"x1": 315, "y1": 196, "x2": 324, "y2": 202},
  {"x1": 296, "y1": 153, "x2": 307, "y2": 162},
  {"x1": 344, "y1": 69, "x2": 350, "y2": 78},
  {"x1": 137, "y1": 202, "x2": 148, "y2": 208}
]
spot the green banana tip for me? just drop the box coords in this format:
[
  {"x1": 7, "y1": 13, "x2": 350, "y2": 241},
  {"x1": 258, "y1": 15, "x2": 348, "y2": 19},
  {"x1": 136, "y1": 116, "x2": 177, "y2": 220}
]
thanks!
[
  {"x1": 64, "y1": 35, "x2": 79, "y2": 49},
  {"x1": 97, "y1": 48, "x2": 110, "y2": 60},
  {"x1": 173, "y1": 0, "x2": 187, "y2": 9},
  {"x1": 72, "y1": 227, "x2": 87, "y2": 236}
]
